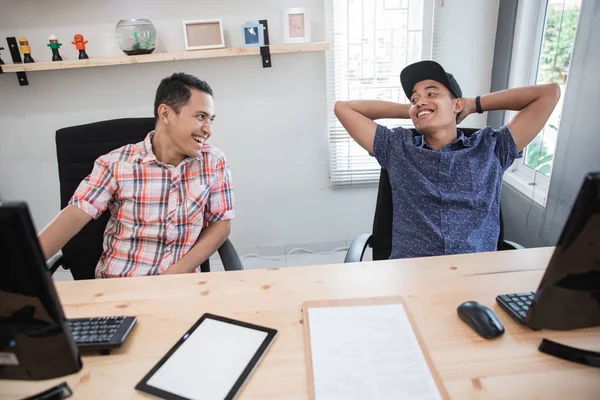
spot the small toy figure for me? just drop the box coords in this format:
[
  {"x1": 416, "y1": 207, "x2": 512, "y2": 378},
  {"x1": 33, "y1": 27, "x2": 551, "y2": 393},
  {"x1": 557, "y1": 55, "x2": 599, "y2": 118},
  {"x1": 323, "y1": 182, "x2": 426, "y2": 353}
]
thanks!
[
  {"x1": 19, "y1": 37, "x2": 35, "y2": 63},
  {"x1": 72, "y1": 34, "x2": 89, "y2": 59},
  {"x1": 0, "y1": 46, "x2": 4, "y2": 65},
  {"x1": 47, "y1": 34, "x2": 63, "y2": 61}
]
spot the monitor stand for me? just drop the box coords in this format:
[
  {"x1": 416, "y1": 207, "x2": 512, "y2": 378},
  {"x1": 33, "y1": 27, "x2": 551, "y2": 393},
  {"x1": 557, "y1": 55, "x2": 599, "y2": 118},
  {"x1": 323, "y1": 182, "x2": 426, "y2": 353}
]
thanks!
[{"x1": 539, "y1": 338, "x2": 600, "y2": 368}]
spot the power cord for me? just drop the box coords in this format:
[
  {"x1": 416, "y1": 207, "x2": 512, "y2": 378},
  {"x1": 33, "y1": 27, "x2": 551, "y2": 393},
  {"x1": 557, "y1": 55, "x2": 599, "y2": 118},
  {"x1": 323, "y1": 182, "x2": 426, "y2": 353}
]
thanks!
[
  {"x1": 286, "y1": 247, "x2": 349, "y2": 256},
  {"x1": 212, "y1": 246, "x2": 350, "y2": 264}
]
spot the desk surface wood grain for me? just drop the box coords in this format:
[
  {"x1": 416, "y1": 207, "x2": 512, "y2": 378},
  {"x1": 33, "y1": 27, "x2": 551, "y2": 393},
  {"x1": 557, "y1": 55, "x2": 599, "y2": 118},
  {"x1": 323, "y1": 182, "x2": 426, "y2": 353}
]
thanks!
[{"x1": 2, "y1": 247, "x2": 599, "y2": 399}]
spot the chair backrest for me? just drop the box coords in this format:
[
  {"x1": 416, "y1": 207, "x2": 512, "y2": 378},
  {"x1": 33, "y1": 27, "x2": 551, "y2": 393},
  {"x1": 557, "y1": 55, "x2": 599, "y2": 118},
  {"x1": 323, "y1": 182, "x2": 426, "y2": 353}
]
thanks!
[
  {"x1": 371, "y1": 128, "x2": 507, "y2": 261},
  {"x1": 55, "y1": 117, "x2": 215, "y2": 279}
]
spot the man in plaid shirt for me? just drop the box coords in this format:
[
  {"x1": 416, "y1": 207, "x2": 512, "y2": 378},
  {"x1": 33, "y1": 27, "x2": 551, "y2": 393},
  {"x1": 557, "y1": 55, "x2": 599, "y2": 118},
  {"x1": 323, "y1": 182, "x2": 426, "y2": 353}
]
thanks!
[{"x1": 39, "y1": 73, "x2": 234, "y2": 277}]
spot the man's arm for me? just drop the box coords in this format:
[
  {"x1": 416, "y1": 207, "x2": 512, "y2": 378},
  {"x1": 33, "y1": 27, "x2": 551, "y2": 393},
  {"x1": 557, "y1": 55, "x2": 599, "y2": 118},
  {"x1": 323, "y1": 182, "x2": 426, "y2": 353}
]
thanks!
[
  {"x1": 163, "y1": 220, "x2": 231, "y2": 274},
  {"x1": 39, "y1": 153, "x2": 117, "y2": 261},
  {"x1": 459, "y1": 83, "x2": 561, "y2": 152},
  {"x1": 38, "y1": 205, "x2": 93, "y2": 260},
  {"x1": 165, "y1": 151, "x2": 234, "y2": 274},
  {"x1": 334, "y1": 100, "x2": 411, "y2": 154}
]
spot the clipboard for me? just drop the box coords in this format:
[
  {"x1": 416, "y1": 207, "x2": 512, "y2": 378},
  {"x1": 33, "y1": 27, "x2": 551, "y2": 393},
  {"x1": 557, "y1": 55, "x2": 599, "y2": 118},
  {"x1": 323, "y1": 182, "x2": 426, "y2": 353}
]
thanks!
[{"x1": 302, "y1": 296, "x2": 450, "y2": 400}]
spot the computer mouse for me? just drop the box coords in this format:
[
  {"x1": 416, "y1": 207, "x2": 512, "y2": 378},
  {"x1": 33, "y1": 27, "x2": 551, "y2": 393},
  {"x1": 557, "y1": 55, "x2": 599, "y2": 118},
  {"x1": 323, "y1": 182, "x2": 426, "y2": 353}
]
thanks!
[{"x1": 457, "y1": 301, "x2": 505, "y2": 339}]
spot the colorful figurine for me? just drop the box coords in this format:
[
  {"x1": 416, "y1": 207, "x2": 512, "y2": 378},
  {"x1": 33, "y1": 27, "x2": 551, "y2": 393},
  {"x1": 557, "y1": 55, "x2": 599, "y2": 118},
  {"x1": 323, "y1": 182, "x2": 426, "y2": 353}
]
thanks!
[
  {"x1": 19, "y1": 37, "x2": 34, "y2": 63},
  {"x1": 47, "y1": 34, "x2": 63, "y2": 61},
  {"x1": 72, "y1": 34, "x2": 89, "y2": 59},
  {"x1": 0, "y1": 46, "x2": 4, "y2": 65}
]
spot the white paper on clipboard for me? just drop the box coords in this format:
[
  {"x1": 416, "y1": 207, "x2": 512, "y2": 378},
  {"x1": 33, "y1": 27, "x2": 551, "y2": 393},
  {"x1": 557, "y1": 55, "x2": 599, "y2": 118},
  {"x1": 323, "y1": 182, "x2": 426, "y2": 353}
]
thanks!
[{"x1": 307, "y1": 303, "x2": 443, "y2": 400}]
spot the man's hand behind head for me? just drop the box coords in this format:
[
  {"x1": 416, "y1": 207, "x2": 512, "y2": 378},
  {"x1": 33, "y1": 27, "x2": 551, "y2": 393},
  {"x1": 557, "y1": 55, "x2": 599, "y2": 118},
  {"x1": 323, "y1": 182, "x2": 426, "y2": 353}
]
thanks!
[{"x1": 456, "y1": 97, "x2": 476, "y2": 125}]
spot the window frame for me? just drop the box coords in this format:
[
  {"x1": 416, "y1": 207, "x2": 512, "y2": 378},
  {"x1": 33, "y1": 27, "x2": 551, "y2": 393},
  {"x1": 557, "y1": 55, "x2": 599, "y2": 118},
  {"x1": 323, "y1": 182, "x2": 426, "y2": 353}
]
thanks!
[{"x1": 503, "y1": 0, "x2": 580, "y2": 206}]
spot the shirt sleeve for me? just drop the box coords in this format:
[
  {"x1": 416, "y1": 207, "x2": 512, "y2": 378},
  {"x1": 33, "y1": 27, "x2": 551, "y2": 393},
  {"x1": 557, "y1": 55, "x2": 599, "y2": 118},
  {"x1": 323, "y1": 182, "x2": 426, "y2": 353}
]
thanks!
[
  {"x1": 68, "y1": 156, "x2": 118, "y2": 219},
  {"x1": 373, "y1": 124, "x2": 409, "y2": 170},
  {"x1": 373, "y1": 124, "x2": 394, "y2": 169},
  {"x1": 494, "y1": 124, "x2": 523, "y2": 171},
  {"x1": 205, "y1": 153, "x2": 235, "y2": 223}
]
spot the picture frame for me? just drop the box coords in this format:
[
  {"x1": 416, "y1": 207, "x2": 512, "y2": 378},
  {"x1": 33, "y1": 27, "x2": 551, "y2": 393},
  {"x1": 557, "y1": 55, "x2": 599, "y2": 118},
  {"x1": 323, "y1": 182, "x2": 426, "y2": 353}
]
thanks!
[
  {"x1": 282, "y1": 8, "x2": 311, "y2": 44},
  {"x1": 183, "y1": 19, "x2": 225, "y2": 50},
  {"x1": 242, "y1": 21, "x2": 265, "y2": 47}
]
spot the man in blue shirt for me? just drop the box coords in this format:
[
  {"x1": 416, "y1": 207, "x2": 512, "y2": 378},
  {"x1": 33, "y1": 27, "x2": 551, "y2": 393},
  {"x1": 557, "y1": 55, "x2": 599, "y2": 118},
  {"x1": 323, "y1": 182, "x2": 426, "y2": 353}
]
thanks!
[{"x1": 334, "y1": 60, "x2": 560, "y2": 259}]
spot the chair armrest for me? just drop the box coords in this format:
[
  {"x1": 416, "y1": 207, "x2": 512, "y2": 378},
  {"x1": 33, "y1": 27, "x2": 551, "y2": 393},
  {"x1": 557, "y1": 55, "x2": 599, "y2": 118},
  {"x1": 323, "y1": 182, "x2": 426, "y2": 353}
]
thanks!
[
  {"x1": 344, "y1": 234, "x2": 372, "y2": 263},
  {"x1": 502, "y1": 240, "x2": 526, "y2": 250},
  {"x1": 218, "y1": 239, "x2": 244, "y2": 271},
  {"x1": 47, "y1": 253, "x2": 66, "y2": 275}
]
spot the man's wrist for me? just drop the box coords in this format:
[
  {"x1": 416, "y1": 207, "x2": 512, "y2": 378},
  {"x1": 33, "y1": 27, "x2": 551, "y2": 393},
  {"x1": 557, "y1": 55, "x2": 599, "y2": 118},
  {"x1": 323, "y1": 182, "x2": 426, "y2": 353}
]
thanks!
[
  {"x1": 475, "y1": 96, "x2": 484, "y2": 114},
  {"x1": 164, "y1": 261, "x2": 191, "y2": 274},
  {"x1": 395, "y1": 102, "x2": 411, "y2": 119}
]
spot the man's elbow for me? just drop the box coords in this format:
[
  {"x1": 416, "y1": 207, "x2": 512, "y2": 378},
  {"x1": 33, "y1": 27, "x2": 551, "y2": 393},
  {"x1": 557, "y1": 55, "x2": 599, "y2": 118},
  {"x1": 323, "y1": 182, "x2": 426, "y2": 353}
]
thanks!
[
  {"x1": 546, "y1": 82, "x2": 561, "y2": 104},
  {"x1": 334, "y1": 100, "x2": 348, "y2": 118},
  {"x1": 215, "y1": 220, "x2": 231, "y2": 239},
  {"x1": 223, "y1": 221, "x2": 231, "y2": 237}
]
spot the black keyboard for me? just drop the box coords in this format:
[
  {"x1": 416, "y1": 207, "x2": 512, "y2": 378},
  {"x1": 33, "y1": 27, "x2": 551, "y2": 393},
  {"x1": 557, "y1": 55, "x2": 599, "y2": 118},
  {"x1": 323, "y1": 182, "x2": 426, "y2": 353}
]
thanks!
[
  {"x1": 67, "y1": 316, "x2": 136, "y2": 354},
  {"x1": 496, "y1": 292, "x2": 535, "y2": 324}
]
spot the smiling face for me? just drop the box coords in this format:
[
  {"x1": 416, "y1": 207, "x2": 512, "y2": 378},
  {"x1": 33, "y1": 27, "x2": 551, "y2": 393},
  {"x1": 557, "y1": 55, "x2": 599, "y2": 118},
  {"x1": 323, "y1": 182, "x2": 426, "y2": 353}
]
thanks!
[
  {"x1": 409, "y1": 79, "x2": 463, "y2": 135},
  {"x1": 162, "y1": 89, "x2": 215, "y2": 160}
]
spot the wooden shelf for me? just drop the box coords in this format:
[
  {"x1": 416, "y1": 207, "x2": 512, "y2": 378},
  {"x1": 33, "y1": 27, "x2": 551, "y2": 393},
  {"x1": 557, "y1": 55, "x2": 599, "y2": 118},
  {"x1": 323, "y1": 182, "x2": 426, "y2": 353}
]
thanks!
[{"x1": 1, "y1": 42, "x2": 330, "y2": 73}]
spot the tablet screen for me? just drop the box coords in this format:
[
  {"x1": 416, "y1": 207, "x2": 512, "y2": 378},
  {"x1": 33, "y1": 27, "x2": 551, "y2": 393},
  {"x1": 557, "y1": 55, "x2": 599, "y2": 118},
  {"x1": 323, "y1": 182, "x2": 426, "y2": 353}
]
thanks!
[{"x1": 136, "y1": 314, "x2": 278, "y2": 400}]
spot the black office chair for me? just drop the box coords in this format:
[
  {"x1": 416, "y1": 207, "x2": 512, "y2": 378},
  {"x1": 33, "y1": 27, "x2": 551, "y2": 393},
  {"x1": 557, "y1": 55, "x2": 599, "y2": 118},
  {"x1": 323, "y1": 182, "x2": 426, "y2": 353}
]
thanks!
[
  {"x1": 345, "y1": 128, "x2": 525, "y2": 263},
  {"x1": 47, "y1": 118, "x2": 243, "y2": 279}
]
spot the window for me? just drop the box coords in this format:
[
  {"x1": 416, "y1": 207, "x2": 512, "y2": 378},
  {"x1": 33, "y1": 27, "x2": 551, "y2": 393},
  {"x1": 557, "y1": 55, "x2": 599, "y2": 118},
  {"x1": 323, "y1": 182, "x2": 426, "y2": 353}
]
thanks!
[
  {"x1": 326, "y1": 0, "x2": 434, "y2": 187},
  {"x1": 505, "y1": 0, "x2": 581, "y2": 203}
]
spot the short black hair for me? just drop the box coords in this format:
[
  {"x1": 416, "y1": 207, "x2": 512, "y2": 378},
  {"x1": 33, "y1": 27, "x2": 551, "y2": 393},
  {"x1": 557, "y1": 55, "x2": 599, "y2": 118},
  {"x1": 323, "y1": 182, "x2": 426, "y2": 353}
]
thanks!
[{"x1": 154, "y1": 73, "x2": 213, "y2": 120}]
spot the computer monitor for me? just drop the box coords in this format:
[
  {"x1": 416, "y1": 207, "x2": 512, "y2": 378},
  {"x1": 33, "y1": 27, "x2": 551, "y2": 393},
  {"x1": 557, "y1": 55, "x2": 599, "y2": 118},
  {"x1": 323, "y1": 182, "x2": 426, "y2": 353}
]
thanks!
[
  {"x1": 526, "y1": 172, "x2": 600, "y2": 330},
  {"x1": 0, "y1": 202, "x2": 82, "y2": 380}
]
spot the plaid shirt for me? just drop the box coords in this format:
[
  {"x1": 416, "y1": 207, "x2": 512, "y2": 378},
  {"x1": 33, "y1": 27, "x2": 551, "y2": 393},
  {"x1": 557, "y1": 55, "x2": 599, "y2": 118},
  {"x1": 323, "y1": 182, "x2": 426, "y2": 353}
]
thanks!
[{"x1": 69, "y1": 131, "x2": 234, "y2": 278}]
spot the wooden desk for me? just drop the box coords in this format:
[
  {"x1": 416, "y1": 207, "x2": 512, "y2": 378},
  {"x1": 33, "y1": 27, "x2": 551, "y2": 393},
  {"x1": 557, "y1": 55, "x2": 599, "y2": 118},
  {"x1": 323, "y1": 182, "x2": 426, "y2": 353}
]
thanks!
[{"x1": 2, "y1": 247, "x2": 599, "y2": 399}]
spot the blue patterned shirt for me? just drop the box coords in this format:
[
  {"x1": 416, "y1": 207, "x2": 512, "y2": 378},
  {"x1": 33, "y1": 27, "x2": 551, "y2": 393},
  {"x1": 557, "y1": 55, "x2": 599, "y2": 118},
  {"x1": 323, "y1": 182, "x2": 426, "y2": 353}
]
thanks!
[{"x1": 373, "y1": 124, "x2": 522, "y2": 259}]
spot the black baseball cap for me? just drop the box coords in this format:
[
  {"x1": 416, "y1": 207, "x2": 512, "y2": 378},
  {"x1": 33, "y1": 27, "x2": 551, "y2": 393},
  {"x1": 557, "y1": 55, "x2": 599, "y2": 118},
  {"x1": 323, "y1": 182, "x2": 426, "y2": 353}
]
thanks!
[{"x1": 400, "y1": 60, "x2": 462, "y2": 100}]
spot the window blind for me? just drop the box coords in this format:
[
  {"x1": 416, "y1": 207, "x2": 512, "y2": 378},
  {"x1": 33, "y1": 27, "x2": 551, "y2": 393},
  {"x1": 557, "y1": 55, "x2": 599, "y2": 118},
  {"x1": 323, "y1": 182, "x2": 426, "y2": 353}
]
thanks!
[{"x1": 326, "y1": 0, "x2": 434, "y2": 187}]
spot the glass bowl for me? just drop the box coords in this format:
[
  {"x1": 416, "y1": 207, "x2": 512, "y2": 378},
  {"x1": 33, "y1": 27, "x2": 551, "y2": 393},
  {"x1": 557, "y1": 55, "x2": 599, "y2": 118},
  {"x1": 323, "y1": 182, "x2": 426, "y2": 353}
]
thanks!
[{"x1": 115, "y1": 19, "x2": 157, "y2": 56}]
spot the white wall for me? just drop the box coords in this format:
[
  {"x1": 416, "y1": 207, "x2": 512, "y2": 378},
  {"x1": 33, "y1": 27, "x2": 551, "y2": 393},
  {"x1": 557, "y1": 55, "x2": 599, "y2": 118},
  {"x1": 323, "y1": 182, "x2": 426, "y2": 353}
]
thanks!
[
  {"x1": 434, "y1": 0, "x2": 500, "y2": 129},
  {"x1": 0, "y1": 0, "x2": 499, "y2": 250},
  {"x1": 502, "y1": 0, "x2": 600, "y2": 248}
]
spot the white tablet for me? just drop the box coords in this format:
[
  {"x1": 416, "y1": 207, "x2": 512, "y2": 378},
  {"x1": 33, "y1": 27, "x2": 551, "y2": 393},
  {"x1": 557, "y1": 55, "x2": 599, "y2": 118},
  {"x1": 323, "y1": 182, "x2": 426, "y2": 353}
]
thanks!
[{"x1": 135, "y1": 313, "x2": 278, "y2": 400}]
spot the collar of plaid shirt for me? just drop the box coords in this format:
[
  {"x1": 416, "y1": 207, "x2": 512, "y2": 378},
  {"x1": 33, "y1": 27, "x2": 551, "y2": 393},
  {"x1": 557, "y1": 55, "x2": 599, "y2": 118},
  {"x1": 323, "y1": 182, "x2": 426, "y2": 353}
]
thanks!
[{"x1": 140, "y1": 130, "x2": 210, "y2": 165}]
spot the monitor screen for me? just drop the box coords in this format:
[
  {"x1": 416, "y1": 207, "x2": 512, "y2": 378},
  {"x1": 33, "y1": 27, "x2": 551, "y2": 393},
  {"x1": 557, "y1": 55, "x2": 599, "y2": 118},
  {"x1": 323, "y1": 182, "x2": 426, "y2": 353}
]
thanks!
[
  {"x1": 0, "y1": 202, "x2": 81, "y2": 380},
  {"x1": 527, "y1": 172, "x2": 600, "y2": 330},
  {"x1": 538, "y1": 172, "x2": 600, "y2": 289}
]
